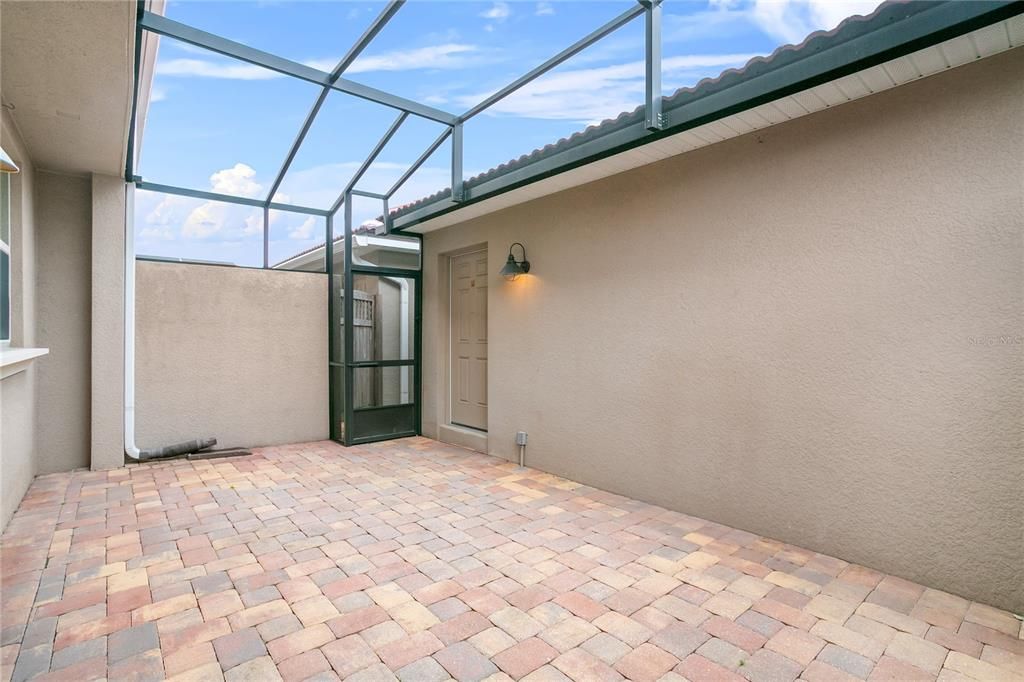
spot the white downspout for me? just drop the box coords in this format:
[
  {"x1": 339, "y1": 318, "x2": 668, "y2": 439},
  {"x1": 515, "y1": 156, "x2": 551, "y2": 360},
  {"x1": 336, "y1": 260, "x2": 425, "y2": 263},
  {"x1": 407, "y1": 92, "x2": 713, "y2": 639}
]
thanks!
[
  {"x1": 123, "y1": 184, "x2": 215, "y2": 461},
  {"x1": 123, "y1": 4, "x2": 214, "y2": 462},
  {"x1": 124, "y1": 183, "x2": 140, "y2": 459},
  {"x1": 397, "y1": 282, "x2": 409, "y2": 403}
]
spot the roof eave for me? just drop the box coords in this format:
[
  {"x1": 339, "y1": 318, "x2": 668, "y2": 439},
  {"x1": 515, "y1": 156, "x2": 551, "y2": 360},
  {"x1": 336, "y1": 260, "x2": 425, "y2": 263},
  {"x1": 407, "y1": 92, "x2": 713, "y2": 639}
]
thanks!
[{"x1": 391, "y1": 0, "x2": 1023, "y2": 233}]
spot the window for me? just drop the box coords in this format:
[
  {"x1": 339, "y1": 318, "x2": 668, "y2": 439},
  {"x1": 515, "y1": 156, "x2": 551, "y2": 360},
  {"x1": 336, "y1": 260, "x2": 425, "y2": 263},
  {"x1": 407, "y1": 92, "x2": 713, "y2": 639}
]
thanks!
[{"x1": 1, "y1": 171, "x2": 10, "y2": 343}]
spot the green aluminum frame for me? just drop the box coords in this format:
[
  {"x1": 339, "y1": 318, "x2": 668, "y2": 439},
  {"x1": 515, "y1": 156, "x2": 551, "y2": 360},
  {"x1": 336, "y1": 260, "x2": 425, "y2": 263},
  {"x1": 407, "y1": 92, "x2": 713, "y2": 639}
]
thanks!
[
  {"x1": 126, "y1": 0, "x2": 660, "y2": 446},
  {"x1": 124, "y1": 0, "x2": 1022, "y2": 445},
  {"x1": 331, "y1": 191, "x2": 422, "y2": 445},
  {"x1": 127, "y1": 0, "x2": 658, "y2": 258}
]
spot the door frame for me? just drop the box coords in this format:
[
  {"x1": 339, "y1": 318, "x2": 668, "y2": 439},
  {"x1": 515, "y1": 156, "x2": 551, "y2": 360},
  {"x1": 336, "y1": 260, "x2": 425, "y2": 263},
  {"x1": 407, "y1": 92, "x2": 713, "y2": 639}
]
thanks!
[
  {"x1": 446, "y1": 246, "x2": 488, "y2": 434},
  {"x1": 346, "y1": 265, "x2": 422, "y2": 445},
  {"x1": 328, "y1": 194, "x2": 424, "y2": 447}
]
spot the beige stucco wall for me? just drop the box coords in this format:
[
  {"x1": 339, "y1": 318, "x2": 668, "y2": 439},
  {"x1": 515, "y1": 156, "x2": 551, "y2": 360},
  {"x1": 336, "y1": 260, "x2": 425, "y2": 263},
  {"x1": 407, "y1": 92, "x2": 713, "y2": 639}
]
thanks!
[
  {"x1": 1, "y1": 370, "x2": 34, "y2": 529},
  {"x1": 1, "y1": 121, "x2": 128, "y2": 530},
  {"x1": 1, "y1": 110, "x2": 38, "y2": 531},
  {"x1": 422, "y1": 49, "x2": 1023, "y2": 611},
  {"x1": 34, "y1": 170, "x2": 92, "y2": 475},
  {"x1": 135, "y1": 261, "x2": 328, "y2": 451},
  {"x1": 90, "y1": 174, "x2": 125, "y2": 470}
]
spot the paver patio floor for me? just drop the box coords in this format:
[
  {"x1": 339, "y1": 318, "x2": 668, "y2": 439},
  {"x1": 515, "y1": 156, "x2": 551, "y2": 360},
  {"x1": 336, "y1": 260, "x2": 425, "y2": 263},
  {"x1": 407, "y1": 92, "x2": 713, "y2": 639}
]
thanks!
[{"x1": 1, "y1": 437, "x2": 1020, "y2": 682}]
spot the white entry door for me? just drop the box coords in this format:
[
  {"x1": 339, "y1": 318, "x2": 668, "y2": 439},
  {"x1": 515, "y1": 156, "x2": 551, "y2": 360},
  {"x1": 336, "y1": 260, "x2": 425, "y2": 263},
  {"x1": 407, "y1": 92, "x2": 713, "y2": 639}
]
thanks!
[{"x1": 450, "y1": 250, "x2": 487, "y2": 431}]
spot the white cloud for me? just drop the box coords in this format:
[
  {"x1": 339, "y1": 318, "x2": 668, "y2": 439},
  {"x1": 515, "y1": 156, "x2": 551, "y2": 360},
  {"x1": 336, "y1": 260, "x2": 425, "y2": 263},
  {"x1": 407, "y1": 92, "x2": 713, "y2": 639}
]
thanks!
[
  {"x1": 164, "y1": 41, "x2": 222, "y2": 56},
  {"x1": 145, "y1": 192, "x2": 188, "y2": 226},
  {"x1": 288, "y1": 216, "x2": 317, "y2": 239},
  {"x1": 664, "y1": 54, "x2": 757, "y2": 71},
  {"x1": 749, "y1": 0, "x2": 809, "y2": 44},
  {"x1": 276, "y1": 162, "x2": 368, "y2": 209},
  {"x1": 347, "y1": 44, "x2": 478, "y2": 74},
  {"x1": 804, "y1": 0, "x2": 881, "y2": 31},
  {"x1": 156, "y1": 58, "x2": 277, "y2": 80},
  {"x1": 271, "y1": 160, "x2": 452, "y2": 226},
  {"x1": 480, "y1": 2, "x2": 511, "y2": 20},
  {"x1": 461, "y1": 53, "x2": 755, "y2": 123},
  {"x1": 181, "y1": 202, "x2": 223, "y2": 239},
  {"x1": 664, "y1": 7, "x2": 750, "y2": 44},
  {"x1": 243, "y1": 213, "x2": 263, "y2": 236},
  {"x1": 158, "y1": 43, "x2": 482, "y2": 81},
  {"x1": 142, "y1": 164, "x2": 265, "y2": 242},
  {"x1": 137, "y1": 158, "x2": 452, "y2": 260},
  {"x1": 535, "y1": 2, "x2": 554, "y2": 16},
  {"x1": 179, "y1": 199, "x2": 261, "y2": 241},
  {"x1": 386, "y1": 165, "x2": 452, "y2": 211},
  {"x1": 750, "y1": 0, "x2": 880, "y2": 44},
  {"x1": 276, "y1": 160, "x2": 440, "y2": 210},
  {"x1": 139, "y1": 226, "x2": 175, "y2": 240},
  {"x1": 662, "y1": 1, "x2": 879, "y2": 50},
  {"x1": 480, "y1": 1, "x2": 510, "y2": 32},
  {"x1": 210, "y1": 163, "x2": 263, "y2": 198}
]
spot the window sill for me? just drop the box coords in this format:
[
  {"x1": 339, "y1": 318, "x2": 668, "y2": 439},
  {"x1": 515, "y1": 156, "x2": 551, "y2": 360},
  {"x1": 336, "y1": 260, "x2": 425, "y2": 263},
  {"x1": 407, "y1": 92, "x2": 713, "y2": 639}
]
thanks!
[{"x1": 0, "y1": 347, "x2": 49, "y2": 379}]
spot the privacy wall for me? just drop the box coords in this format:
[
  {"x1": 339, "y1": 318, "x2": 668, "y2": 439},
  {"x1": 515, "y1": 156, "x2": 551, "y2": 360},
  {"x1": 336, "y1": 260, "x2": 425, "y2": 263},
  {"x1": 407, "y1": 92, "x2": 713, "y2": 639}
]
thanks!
[
  {"x1": 421, "y1": 49, "x2": 1023, "y2": 611},
  {"x1": 135, "y1": 261, "x2": 328, "y2": 451}
]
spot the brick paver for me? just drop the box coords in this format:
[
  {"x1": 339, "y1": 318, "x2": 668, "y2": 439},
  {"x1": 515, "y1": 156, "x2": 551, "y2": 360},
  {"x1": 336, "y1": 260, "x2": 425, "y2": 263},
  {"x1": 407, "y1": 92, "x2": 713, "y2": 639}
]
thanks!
[{"x1": 1, "y1": 437, "x2": 1020, "y2": 681}]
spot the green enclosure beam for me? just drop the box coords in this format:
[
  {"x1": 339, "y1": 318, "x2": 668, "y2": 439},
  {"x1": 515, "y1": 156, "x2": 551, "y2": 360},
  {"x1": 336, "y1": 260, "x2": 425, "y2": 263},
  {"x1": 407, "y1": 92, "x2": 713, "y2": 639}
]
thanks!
[
  {"x1": 386, "y1": 127, "x2": 452, "y2": 201},
  {"x1": 458, "y1": 4, "x2": 645, "y2": 122},
  {"x1": 135, "y1": 180, "x2": 331, "y2": 216},
  {"x1": 451, "y1": 124, "x2": 464, "y2": 203},
  {"x1": 329, "y1": 112, "x2": 409, "y2": 215},
  {"x1": 139, "y1": 11, "x2": 458, "y2": 125},
  {"x1": 265, "y1": 1, "x2": 406, "y2": 206},
  {"x1": 643, "y1": 0, "x2": 664, "y2": 131}
]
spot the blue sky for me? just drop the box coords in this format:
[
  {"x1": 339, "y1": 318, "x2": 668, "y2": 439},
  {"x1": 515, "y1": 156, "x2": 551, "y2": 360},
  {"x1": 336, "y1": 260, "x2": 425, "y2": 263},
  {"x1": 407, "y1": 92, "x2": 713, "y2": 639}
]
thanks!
[{"x1": 136, "y1": 0, "x2": 879, "y2": 266}]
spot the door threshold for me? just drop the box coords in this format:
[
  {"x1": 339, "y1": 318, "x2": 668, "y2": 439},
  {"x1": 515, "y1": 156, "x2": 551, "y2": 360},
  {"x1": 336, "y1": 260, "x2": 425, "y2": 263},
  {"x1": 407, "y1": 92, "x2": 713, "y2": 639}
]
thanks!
[
  {"x1": 439, "y1": 423, "x2": 488, "y2": 454},
  {"x1": 451, "y1": 422, "x2": 487, "y2": 434}
]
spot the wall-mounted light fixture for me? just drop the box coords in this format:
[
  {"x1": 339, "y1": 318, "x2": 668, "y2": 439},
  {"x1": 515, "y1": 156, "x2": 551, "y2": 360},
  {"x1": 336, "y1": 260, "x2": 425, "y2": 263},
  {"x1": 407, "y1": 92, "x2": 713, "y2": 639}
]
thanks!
[{"x1": 500, "y1": 242, "x2": 530, "y2": 281}]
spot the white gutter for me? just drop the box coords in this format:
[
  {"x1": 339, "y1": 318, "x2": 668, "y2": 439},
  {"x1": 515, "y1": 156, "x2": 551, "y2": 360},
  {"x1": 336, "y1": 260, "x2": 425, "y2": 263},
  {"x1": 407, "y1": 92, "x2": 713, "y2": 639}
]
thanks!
[
  {"x1": 125, "y1": 1, "x2": 160, "y2": 461},
  {"x1": 274, "y1": 233, "x2": 419, "y2": 271},
  {"x1": 124, "y1": 183, "x2": 140, "y2": 459}
]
